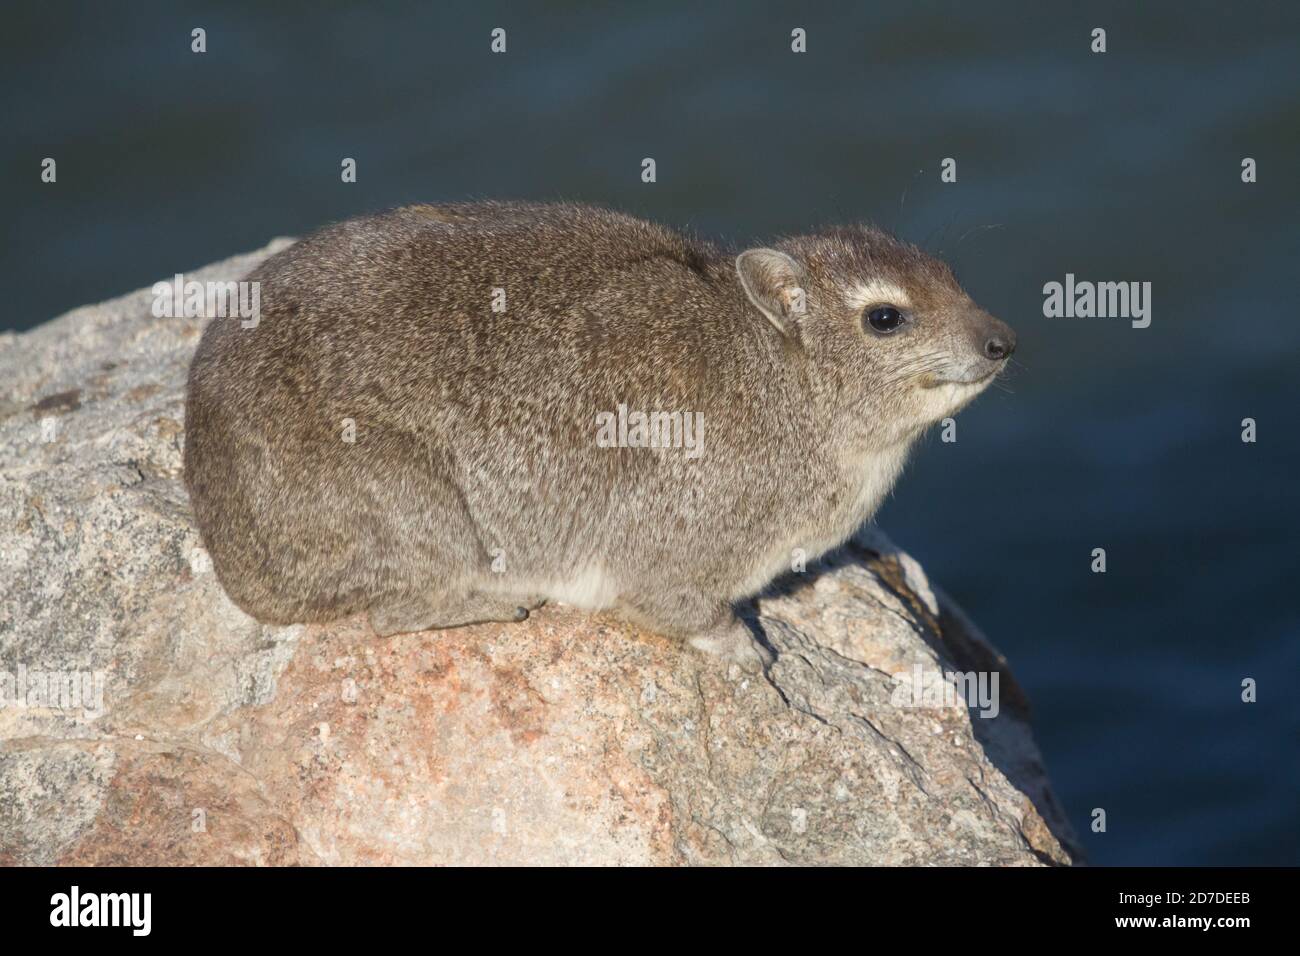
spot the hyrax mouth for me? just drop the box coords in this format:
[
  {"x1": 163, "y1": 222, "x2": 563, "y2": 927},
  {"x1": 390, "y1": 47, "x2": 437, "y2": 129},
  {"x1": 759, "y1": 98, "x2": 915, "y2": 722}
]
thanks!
[{"x1": 918, "y1": 368, "x2": 1000, "y2": 389}]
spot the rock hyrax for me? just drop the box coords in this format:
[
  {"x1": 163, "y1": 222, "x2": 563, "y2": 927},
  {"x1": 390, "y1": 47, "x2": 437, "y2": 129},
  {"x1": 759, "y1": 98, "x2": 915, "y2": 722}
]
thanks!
[{"x1": 184, "y1": 201, "x2": 1015, "y2": 670}]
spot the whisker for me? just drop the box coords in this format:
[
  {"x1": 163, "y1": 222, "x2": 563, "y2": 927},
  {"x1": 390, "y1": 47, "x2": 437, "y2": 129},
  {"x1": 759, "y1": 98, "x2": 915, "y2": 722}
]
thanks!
[
  {"x1": 954, "y1": 223, "x2": 1005, "y2": 248},
  {"x1": 923, "y1": 211, "x2": 959, "y2": 253},
  {"x1": 893, "y1": 167, "x2": 927, "y2": 235}
]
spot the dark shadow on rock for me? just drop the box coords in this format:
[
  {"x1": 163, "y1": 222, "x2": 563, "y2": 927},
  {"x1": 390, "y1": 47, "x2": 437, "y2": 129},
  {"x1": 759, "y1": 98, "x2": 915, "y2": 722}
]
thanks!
[{"x1": 751, "y1": 532, "x2": 1085, "y2": 865}]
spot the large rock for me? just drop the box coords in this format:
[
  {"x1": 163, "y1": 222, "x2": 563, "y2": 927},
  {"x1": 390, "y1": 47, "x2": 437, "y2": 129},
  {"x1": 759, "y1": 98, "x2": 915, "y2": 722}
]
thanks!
[{"x1": 0, "y1": 244, "x2": 1079, "y2": 866}]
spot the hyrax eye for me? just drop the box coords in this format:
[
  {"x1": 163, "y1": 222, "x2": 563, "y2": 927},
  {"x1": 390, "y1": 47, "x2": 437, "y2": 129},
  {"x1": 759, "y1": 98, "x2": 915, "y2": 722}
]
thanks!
[{"x1": 866, "y1": 306, "x2": 905, "y2": 334}]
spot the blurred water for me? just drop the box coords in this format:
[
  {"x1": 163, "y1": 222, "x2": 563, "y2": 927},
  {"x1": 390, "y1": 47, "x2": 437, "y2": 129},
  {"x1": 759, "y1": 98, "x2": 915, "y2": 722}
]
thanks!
[{"x1": 2, "y1": 0, "x2": 1296, "y2": 864}]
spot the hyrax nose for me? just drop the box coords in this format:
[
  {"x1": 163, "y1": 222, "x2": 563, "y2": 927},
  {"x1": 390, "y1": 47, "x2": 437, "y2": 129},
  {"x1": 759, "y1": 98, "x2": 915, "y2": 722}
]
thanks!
[
  {"x1": 980, "y1": 318, "x2": 1016, "y2": 361},
  {"x1": 984, "y1": 333, "x2": 1013, "y2": 360}
]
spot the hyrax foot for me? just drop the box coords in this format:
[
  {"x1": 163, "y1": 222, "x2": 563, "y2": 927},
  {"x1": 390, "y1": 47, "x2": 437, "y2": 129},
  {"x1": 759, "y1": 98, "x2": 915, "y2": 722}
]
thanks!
[
  {"x1": 688, "y1": 621, "x2": 775, "y2": 673},
  {"x1": 369, "y1": 592, "x2": 538, "y2": 637}
]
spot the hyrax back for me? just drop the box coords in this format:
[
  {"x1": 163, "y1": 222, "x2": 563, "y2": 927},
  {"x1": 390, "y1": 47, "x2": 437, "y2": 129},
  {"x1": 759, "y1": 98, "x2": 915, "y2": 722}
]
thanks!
[{"x1": 184, "y1": 201, "x2": 1013, "y2": 668}]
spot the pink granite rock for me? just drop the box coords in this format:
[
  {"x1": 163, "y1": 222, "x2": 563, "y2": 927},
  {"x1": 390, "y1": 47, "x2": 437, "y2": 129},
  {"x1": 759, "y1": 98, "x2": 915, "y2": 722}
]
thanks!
[{"x1": 0, "y1": 245, "x2": 1078, "y2": 866}]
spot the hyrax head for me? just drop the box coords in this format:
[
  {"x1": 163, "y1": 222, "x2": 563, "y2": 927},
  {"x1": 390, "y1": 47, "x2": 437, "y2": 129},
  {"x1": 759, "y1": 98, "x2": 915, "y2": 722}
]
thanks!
[{"x1": 736, "y1": 225, "x2": 1015, "y2": 436}]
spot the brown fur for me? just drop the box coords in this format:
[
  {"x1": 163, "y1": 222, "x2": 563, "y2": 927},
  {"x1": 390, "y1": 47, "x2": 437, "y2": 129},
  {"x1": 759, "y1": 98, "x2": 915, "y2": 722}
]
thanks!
[{"x1": 184, "y1": 201, "x2": 1014, "y2": 669}]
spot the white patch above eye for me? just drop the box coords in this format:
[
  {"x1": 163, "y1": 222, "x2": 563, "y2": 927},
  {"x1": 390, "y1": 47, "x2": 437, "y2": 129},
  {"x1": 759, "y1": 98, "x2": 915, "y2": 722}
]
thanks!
[{"x1": 846, "y1": 279, "x2": 912, "y2": 312}]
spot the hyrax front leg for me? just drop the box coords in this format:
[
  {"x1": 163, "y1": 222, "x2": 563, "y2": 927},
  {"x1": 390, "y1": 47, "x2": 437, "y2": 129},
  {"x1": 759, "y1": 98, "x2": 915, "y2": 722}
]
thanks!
[
  {"x1": 369, "y1": 590, "x2": 538, "y2": 638},
  {"x1": 688, "y1": 616, "x2": 775, "y2": 673},
  {"x1": 628, "y1": 591, "x2": 775, "y2": 672}
]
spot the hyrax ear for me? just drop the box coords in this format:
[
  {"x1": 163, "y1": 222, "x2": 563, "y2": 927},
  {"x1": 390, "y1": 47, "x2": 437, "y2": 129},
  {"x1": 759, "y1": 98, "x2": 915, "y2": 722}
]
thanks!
[{"x1": 735, "y1": 248, "x2": 807, "y2": 339}]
